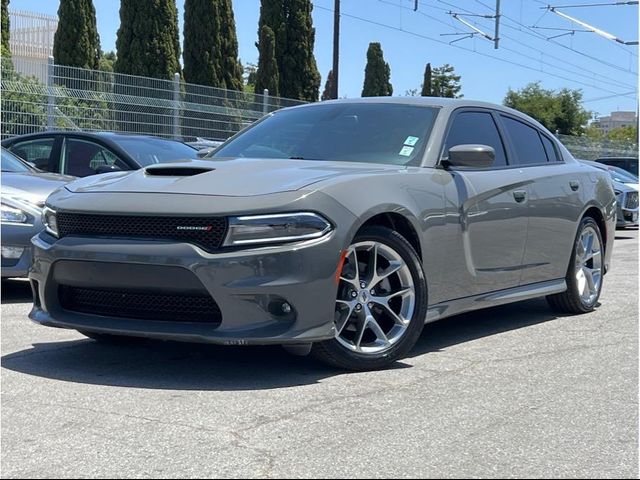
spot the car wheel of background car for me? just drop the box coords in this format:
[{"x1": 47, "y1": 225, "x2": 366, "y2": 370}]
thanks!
[
  {"x1": 79, "y1": 331, "x2": 145, "y2": 345},
  {"x1": 311, "y1": 226, "x2": 427, "y2": 371},
  {"x1": 547, "y1": 216, "x2": 604, "y2": 314}
]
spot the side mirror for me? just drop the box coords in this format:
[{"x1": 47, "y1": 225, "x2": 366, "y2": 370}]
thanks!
[
  {"x1": 445, "y1": 144, "x2": 495, "y2": 168},
  {"x1": 94, "y1": 164, "x2": 122, "y2": 174}
]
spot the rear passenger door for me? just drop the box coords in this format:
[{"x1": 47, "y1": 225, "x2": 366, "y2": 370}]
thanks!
[
  {"x1": 497, "y1": 114, "x2": 583, "y2": 285},
  {"x1": 7, "y1": 137, "x2": 60, "y2": 172}
]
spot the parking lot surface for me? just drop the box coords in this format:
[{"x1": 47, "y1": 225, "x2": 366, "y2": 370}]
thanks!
[{"x1": 1, "y1": 229, "x2": 637, "y2": 478}]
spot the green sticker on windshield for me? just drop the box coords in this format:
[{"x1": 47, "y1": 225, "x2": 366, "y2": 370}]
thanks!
[
  {"x1": 399, "y1": 146, "x2": 414, "y2": 157},
  {"x1": 404, "y1": 136, "x2": 419, "y2": 146}
]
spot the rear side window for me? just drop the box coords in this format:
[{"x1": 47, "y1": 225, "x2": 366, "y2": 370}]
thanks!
[
  {"x1": 540, "y1": 134, "x2": 561, "y2": 162},
  {"x1": 444, "y1": 111, "x2": 507, "y2": 167},
  {"x1": 501, "y1": 116, "x2": 547, "y2": 166},
  {"x1": 9, "y1": 138, "x2": 55, "y2": 170}
]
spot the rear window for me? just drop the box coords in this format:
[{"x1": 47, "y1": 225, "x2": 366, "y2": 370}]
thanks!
[{"x1": 113, "y1": 137, "x2": 199, "y2": 167}]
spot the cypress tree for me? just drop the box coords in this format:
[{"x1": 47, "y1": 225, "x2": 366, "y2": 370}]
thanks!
[
  {"x1": 361, "y1": 42, "x2": 393, "y2": 97},
  {"x1": 421, "y1": 62, "x2": 432, "y2": 97},
  {"x1": 255, "y1": 25, "x2": 279, "y2": 96},
  {"x1": 256, "y1": 0, "x2": 286, "y2": 92},
  {"x1": 53, "y1": 0, "x2": 101, "y2": 69},
  {"x1": 321, "y1": 70, "x2": 335, "y2": 101},
  {"x1": 115, "y1": 0, "x2": 180, "y2": 80},
  {"x1": 1, "y1": 0, "x2": 10, "y2": 58},
  {"x1": 280, "y1": 0, "x2": 320, "y2": 101},
  {"x1": 184, "y1": 0, "x2": 243, "y2": 90}
]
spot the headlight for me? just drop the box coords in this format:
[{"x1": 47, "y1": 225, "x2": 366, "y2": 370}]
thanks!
[
  {"x1": 42, "y1": 206, "x2": 59, "y2": 237},
  {"x1": 224, "y1": 212, "x2": 332, "y2": 246},
  {"x1": 1, "y1": 203, "x2": 28, "y2": 224}
]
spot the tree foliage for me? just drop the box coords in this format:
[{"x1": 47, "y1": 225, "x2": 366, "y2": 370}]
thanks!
[
  {"x1": 421, "y1": 63, "x2": 432, "y2": 97},
  {"x1": 256, "y1": 0, "x2": 320, "y2": 101},
  {"x1": 607, "y1": 125, "x2": 638, "y2": 143},
  {"x1": 362, "y1": 42, "x2": 392, "y2": 97},
  {"x1": 183, "y1": 0, "x2": 243, "y2": 90},
  {"x1": 430, "y1": 64, "x2": 461, "y2": 98},
  {"x1": 53, "y1": 0, "x2": 101, "y2": 69},
  {"x1": 255, "y1": 25, "x2": 279, "y2": 96},
  {"x1": 1, "y1": 0, "x2": 9, "y2": 58},
  {"x1": 321, "y1": 69, "x2": 335, "y2": 101},
  {"x1": 504, "y1": 82, "x2": 591, "y2": 135},
  {"x1": 115, "y1": 0, "x2": 180, "y2": 79}
]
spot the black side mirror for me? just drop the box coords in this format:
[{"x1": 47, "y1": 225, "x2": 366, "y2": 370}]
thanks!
[
  {"x1": 445, "y1": 144, "x2": 495, "y2": 168},
  {"x1": 94, "y1": 164, "x2": 123, "y2": 174}
]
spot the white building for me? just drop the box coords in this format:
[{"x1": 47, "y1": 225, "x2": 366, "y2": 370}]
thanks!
[
  {"x1": 592, "y1": 111, "x2": 638, "y2": 135},
  {"x1": 8, "y1": 9, "x2": 58, "y2": 83}
]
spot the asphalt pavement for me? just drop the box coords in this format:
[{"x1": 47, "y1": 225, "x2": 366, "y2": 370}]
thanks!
[{"x1": 1, "y1": 229, "x2": 638, "y2": 478}]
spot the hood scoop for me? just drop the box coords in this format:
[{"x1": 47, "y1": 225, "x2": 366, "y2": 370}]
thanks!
[{"x1": 145, "y1": 166, "x2": 215, "y2": 177}]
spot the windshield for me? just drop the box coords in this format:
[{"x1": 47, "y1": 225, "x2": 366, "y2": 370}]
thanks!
[
  {"x1": 1, "y1": 148, "x2": 33, "y2": 173},
  {"x1": 113, "y1": 137, "x2": 199, "y2": 167},
  {"x1": 607, "y1": 165, "x2": 638, "y2": 184},
  {"x1": 211, "y1": 103, "x2": 439, "y2": 166}
]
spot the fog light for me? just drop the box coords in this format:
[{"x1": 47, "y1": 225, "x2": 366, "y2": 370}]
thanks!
[
  {"x1": 1, "y1": 246, "x2": 24, "y2": 259},
  {"x1": 281, "y1": 302, "x2": 292, "y2": 314}
]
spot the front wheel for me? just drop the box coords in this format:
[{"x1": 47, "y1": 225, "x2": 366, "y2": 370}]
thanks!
[
  {"x1": 547, "y1": 216, "x2": 604, "y2": 314},
  {"x1": 312, "y1": 226, "x2": 427, "y2": 371}
]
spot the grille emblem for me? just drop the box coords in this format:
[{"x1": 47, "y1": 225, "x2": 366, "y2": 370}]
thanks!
[{"x1": 176, "y1": 226, "x2": 214, "y2": 231}]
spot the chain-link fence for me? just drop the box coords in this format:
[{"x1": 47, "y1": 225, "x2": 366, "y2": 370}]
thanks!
[
  {"x1": 557, "y1": 133, "x2": 638, "y2": 160},
  {"x1": 1, "y1": 57, "x2": 306, "y2": 141}
]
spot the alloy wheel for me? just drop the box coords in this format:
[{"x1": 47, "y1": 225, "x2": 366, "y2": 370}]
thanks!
[{"x1": 575, "y1": 225, "x2": 602, "y2": 306}]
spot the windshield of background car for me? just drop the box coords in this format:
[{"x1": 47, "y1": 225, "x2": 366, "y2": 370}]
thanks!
[
  {"x1": 608, "y1": 166, "x2": 638, "y2": 184},
  {"x1": 211, "y1": 104, "x2": 439, "y2": 166},
  {"x1": 113, "y1": 138, "x2": 199, "y2": 166},
  {"x1": 1, "y1": 148, "x2": 32, "y2": 173}
]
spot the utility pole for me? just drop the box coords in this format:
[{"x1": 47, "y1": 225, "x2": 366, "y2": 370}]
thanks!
[
  {"x1": 332, "y1": 0, "x2": 340, "y2": 99},
  {"x1": 494, "y1": 0, "x2": 501, "y2": 49}
]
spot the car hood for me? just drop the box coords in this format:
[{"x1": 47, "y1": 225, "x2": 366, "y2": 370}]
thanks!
[
  {"x1": 1, "y1": 171, "x2": 75, "y2": 205},
  {"x1": 65, "y1": 158, "x2": 401, "y2": 197}
]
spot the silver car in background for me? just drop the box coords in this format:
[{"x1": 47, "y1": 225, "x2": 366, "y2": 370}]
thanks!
[
  {"x1": 1, "y1": 148, "x2": 74, "y2": 278},
  {"x1": 29, "y1": 98, "x2": 616, "y2": 370}
]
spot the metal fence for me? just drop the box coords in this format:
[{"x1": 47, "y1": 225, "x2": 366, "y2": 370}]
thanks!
[
  {"x1": 1, "y1": 57, "x2": 306, "y2": 141},
  {"x1": 557, "y1": 134, "x2": 638, "y2": 160}
]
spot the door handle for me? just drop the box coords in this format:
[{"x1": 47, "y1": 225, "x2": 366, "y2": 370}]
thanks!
[
  {"x1": 513, "y1": 190, "x2": 527, "y2": 203},
  {"x1": 570, "y1": 181, "x2": 580, "y2": 191}
]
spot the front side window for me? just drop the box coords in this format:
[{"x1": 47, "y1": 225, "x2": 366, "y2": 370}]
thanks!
[
  {"x1": 443, "y1": 111, "x2": 508, "y2": 167},
  {"x1": 501, "y1": 116, "x2": 547, "y2": 166},
  {"x1": 212, "y1": 104, "x2": 440, "y2": 166},
  {"x1": 61, "y1": 138, "x2": 128, "y2": 176},
  {"x1": 9, "y1": 138, "x2": 55, "y2": 170}
]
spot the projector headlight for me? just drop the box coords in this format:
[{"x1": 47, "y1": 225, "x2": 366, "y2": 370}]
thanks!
[
  {"x1": 1, "y1": 203, "x2": 28, "y2": 224},
  {"x1": 224, "y1": 212, "x2": 332, "y2": 246},
  {"x1": 42, "y1": 206, "x2": 59, "y2": 237}
]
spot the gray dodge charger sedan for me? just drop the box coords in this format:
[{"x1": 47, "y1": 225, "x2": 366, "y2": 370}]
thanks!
[{"x1": 29, "y1": 98, "x2": 616, "y2": 370}]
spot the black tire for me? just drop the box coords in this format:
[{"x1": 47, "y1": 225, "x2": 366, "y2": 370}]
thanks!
[
  {"x1": 79, "y1": 331, "x2": 143, "y2": 344},
  {"x1": 546, "y1": 216, "x2": 604, "y2": 314},
  {"x1": 311, "y1": 225, "x2": 428, "y2": 371}
]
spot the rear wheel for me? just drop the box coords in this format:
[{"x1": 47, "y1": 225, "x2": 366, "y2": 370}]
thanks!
[
  {"x1": 547, "y1": 216, "x2": 604, "y2": 314},
  {"x1": 312, "y1": 226, "x2": 427, "y2": 371}
]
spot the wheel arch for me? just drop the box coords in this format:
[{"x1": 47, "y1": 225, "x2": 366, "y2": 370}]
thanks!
[{"x1": 350, "y1": 209, "x2": 423, "y2": 260}]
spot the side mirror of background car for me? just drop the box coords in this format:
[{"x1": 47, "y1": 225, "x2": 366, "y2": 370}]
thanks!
[
  {"x1": 95, "y1": 165, "x2": 123, "y2": 175},
  {"x1": 445, "y1": 144, "x2": 495, "y2": 168}
]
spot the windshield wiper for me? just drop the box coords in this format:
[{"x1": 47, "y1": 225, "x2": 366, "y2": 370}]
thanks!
[{"x1": 289, "y1": 156, "x2": 323, "y2": 160}]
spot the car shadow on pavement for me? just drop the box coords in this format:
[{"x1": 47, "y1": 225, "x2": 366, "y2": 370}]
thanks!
[
  {"x1": 1, "y1": 296, "x2": 562, "y2": 391},
  {"x1": 1, "y1": 279, "x2": 32, "y2": 305}
]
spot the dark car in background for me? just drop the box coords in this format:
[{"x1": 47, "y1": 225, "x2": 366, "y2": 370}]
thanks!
[
  {"x1": 2, "y1": 132, "x2": 199, "y2": 177},
  {"x1": 1, "y1": 147, "x2": 74, "y2": 278},
  {"x1": 596, "y1": 157, "x2": 638, "y2": 177}
]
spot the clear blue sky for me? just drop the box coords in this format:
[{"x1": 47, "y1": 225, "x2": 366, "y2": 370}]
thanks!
[{"x1": 10, "y1": 0, "x2": 639, "y2": 117}]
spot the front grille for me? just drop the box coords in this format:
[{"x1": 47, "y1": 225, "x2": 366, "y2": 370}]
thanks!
[
  {"x1": 56, "y1": 213, "x2": 228, "y2": 252},
  {"x1": 59, "y1": 285, "x2": 222, "y2": 324},
  {"x1": 625, "y1": 191, "x2": 639, "y2": 210}
]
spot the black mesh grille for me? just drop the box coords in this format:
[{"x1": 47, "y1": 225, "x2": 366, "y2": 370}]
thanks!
[
  {"x1": 625, "y1": 192, "x2": 638, "y2": 209},
  {"x1": 56, "y1": 213, "x2": 227, "y2": 252},
  {"x1": 59, "y1": 285, "x2": 222, "y2": 324}
]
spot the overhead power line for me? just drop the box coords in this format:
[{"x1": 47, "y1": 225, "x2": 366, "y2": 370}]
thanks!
[{"x1": 314, "y1": 4, "x2": 636, "y2": 100}]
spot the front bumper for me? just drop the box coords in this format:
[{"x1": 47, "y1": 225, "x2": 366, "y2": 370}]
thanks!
[
  {"x1": 1, "y1": 223, "x2": 40, "y2": 278},
  {"x1": 29, "y1": 229, "x2": 348, "y2": 345}
]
